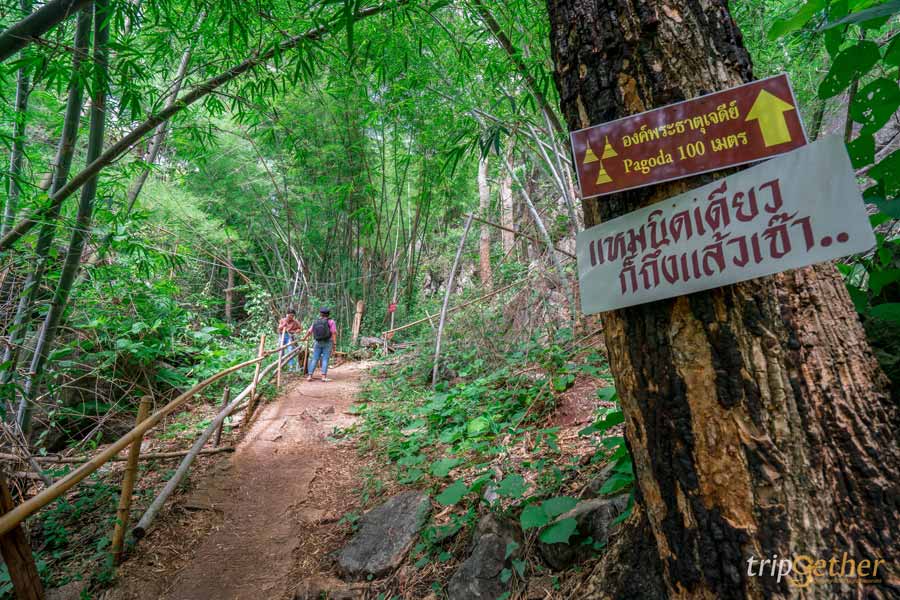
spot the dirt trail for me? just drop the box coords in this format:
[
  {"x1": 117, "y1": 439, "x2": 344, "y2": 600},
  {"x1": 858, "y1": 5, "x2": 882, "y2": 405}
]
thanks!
[{"x1": 105, "y1": 361, "x2": 370, "y2": 600}]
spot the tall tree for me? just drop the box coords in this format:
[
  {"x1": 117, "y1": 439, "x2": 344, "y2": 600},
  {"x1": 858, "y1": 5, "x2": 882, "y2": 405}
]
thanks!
[{"x1": 546, "y1": 1, "x2": 900, "y2": 599}]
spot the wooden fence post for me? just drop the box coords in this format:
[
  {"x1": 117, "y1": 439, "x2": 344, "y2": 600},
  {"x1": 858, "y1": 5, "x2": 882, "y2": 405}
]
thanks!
[
  {"x1": 0, "y1": 476, "x2": 45, "y2": 599},
  {"x1": 245, "y1": 334, "x2": 266, "y2": 422},
  {"x1": 111, "y1": 396, "x2": 151, "y2": 565},
  {"x1": 213, "y1": 386, "x2": 230, "y2": 448}
]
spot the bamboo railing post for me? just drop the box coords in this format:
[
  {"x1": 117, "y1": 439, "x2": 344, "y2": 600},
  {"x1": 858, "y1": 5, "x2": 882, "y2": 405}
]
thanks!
[
  {"x1": 0, "y1": 475, "x2": 45, "y2": 600},
  {"x1": 245, "y1": 334, "x2": 266, "y2": 422},
  {"x1": 213, "y1": 386, "x2": 229, "y2": 448},
  {"x1": 433, "y1": 214, "x2": 474, "y2": 388},
  {"x1": 0, "y1": 352, "x2": 268, "y2": 536},
  {"x1": 111, "y1": 396, "x2": 151, "y2": 565},
  {"x1": 132, "y1": 347, "x2": 297, "y2": 538}
]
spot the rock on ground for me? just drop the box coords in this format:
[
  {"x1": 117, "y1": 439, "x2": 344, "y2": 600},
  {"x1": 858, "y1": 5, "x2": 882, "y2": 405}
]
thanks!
[
  {"x1": 538, "y1": 494, "x2": 630, "y2": 570},
  {"x1": 448, "y1": 514, "x2": 523, "y2": 600},
  {"x1": 336, "y1": 490, "x2": 430, "y2": 580}
]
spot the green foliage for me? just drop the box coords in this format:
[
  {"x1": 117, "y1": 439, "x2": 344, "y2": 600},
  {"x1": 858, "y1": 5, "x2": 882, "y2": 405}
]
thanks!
[{"x1": 763, "y1": 0, "x2": 900, "y2": 397}]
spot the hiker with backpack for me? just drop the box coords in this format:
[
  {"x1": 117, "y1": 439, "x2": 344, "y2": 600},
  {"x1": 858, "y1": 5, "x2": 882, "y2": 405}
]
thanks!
[{"x1": 301, "y1": 307, "x2": 338, "y2": 382}]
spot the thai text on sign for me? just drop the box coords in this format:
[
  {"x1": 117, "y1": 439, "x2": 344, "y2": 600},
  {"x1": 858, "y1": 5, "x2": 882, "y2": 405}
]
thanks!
[
  {"x1": 571, "y1": 74, "x2": 807, "y2": 198},
  {"x1": 576, "y1": 137, "x2": 874, "y2": 314}
]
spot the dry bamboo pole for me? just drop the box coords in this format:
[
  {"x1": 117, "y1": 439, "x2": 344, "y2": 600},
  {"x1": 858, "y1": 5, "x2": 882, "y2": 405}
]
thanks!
[
  {"x1": 468, "y1": 214, "x2": 575, "y2": 259},
  {"x1": 385, "y1": 279, "x2": 527, "y2": 337},
  {"x1": 432, "y1": 214, "x2": 474, "y2": 388},
  {"x1": 0, "y1": 447, "x2": 235, "y2": 465},
  {"x1": 501, "y1": 158, "x2": 576, "y2": 322},
  {"x1": 133, "y1": 347, "x2": 299, "y2": 538},
  {"x1": 0, "y1": 475, "x2": 44, "y2": 600},
  {"x1": 245, "y1": 334, "x2": 266, "y2": 422},
  {"x1": 0, "y1": 345, "x2": 287, "y2": 537},
  {"x1": 213, "y1": 386, "x2": 230, "y2": 448},
  {"x1": 110, "y1": 396, "x2": 151, "y2": 565}
]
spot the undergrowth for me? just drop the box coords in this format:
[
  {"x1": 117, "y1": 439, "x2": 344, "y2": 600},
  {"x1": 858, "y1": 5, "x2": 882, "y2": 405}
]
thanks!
[{"x1": 346, "y1": 327, "x2": 635, "y2": 592}]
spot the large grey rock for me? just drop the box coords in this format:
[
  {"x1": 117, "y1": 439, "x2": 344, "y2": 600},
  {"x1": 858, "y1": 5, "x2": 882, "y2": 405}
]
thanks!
[
  {"x1": 336, "y1": 491, "x2": 430, "y2": 580},
  {"x1": 538, "y1": 495, "x2": 629, "y2": 570},
  {"x1": 448, "y1": 514, "x2": 523, "y2": 600}
]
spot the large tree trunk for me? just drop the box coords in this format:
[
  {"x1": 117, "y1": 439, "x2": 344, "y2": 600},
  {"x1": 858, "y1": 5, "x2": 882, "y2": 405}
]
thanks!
[
  {"x1": 477, "y1": 157, "x2": 493, "y2": 290},
  {"x1": 546, "y1": 1, "x2": 900, "y2": 599}
]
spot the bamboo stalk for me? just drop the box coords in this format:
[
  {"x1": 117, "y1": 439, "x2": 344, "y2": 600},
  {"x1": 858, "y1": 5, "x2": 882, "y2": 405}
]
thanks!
[
  {"x1": 384, "y1": 279, "x2": 526, "y2": 337},
  {"x1": 213, "y1": 387, "x2": 229, "y2": 448},
  {"x1": 0, "y1": 447, "x2": 235, "y2": 465},
  {"x1": 0, "y1": 346, "x2": 286, "y2": 537},
  {"x1": 0, "y1": 475, "x2": 44, "y2": 600},
  {"x1": 433, "y1": 214, "x2": 474, "y2": 388},
  {"x1": 501, "y1": 157, "x2": 576, "y2": 322},
  {"x1": 111, "y1": 396, "x2": 151, "y2": 565},
  {"x1": 245, "y1": 334, "x2": 266, "y2": 422},
  {"x1": 132, "y1": 347, "x2": 299, "y2": 538},
  {"x1": 468, "y1": 214, "x2": 575, "y2": 259}
]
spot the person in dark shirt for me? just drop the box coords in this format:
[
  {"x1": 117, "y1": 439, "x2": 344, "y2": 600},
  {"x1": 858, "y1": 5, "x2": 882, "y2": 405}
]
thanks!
[{"x1": 301, "y1": 307, "x2": 338, "y2": 381}]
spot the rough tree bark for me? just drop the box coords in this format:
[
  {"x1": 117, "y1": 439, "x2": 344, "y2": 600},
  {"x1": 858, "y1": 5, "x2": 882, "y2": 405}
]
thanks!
[
  {"x1": 546, "y1": 1, "x2": 900, "y2": 599},
  {"x1": 477, "y1": 157, "x2": 493, "y2": 289}
]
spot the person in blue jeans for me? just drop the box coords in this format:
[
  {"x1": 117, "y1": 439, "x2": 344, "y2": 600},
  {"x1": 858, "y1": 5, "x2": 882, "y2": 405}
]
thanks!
[
  {"x1": 301, "y1": 307, "x2": 338, "y2": 381},
  {"x1": 278, "y1": 309, "x2": 303, "y2": 372}
]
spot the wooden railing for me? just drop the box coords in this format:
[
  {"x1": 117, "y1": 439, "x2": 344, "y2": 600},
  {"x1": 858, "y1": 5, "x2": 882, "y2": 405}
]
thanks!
[{"x1": 0, "y1": 336, "x2": 308, "y2": 598}]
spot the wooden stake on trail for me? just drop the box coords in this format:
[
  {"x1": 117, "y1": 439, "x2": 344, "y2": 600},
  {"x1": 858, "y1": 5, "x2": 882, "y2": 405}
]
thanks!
[
  {"x1": 432, "y1": 213, "x2": 474, "y2": 388},
  {"x1": 245, "y1": 334, "x2": 266, "y2": 422},
  {"x1": 111, "y1": 396, "x2": 151, "y2": 565},
  {"x1": 0, "y1": 475, "x2": 45, "y2": 600},
  {"x1": 213, "y1": 386, "x2": 229, "y2": 448}
]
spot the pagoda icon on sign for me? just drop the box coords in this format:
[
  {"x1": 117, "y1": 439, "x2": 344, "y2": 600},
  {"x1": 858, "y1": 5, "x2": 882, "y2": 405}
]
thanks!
[{"x1": 583, "y1": 136, "x2": 617, "y2": 184}]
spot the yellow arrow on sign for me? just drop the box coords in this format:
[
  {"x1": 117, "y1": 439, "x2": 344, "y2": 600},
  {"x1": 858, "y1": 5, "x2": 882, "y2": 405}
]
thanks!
[{"x1": 745, "y1": 89, "x2": 796, "y2": 147}]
